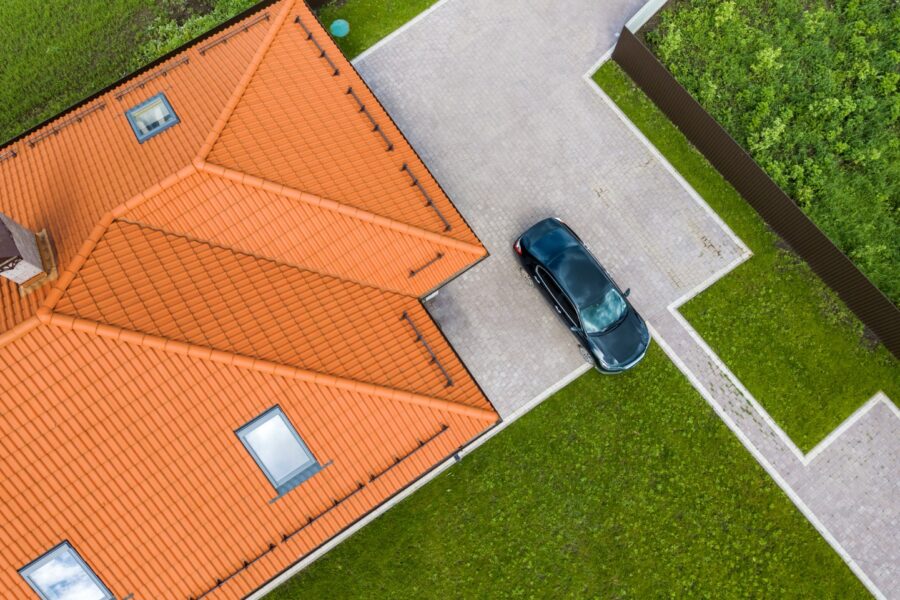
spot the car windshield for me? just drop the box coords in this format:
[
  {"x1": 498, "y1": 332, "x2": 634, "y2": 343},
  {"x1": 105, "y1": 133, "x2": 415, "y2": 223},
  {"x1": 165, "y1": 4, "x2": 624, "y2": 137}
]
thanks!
[{"x1": 580, "y1": 288, "x2": 628, "y2": 334}]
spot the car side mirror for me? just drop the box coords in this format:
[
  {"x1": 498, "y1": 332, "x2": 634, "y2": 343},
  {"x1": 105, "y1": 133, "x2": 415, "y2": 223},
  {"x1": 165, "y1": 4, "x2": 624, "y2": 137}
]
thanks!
[{"x1": 624, "y1": 288, "x2": 631, "y2": 298}]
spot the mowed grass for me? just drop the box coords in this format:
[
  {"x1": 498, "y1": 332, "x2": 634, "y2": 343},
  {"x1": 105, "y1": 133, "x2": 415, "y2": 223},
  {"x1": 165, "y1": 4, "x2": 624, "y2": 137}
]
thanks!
[
  {"x1": 316, "y1": 0, "x2": 439, "y2": 59},
  {"x1": 593, "y1": 62, "x2": 899, "y2": 452},
  {"x1": 0, "y1": 0, "x2": 432, "y2": 143},
  {"x1": 0, "y1": 0, "x2": 257, "y2": 144},
  {"x1": 271, "y1": 346, "x2": 866, "y2": 598},
  {"x1": 1, "y1": 1, "x2": 882, "y2": 595},
  {"x1": 0, "y1": 0, "x2": 155, "y2": 142}
]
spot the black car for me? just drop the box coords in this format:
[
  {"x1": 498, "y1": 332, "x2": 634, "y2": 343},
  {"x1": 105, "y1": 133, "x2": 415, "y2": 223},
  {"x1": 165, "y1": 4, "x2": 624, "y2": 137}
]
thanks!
[{"x1": 514, "y1": 217, "x2": 650, "y2": 373}]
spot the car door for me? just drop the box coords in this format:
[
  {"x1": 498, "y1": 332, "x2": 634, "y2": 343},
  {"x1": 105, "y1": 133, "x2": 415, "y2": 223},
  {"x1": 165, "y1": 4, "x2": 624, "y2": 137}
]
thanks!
[{"x1": 535, "y1": 266, "x2": 583, "y2": 335}]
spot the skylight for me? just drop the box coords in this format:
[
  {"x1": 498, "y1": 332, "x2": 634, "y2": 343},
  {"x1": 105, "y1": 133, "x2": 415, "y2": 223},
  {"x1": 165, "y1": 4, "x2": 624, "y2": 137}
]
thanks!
[
  {"x1": 125, "y1": 93, "x2": 179, "y2": 142},
  {"x1": 237, "y1": 406, "x2": 322, "y2": 495},
  {"x1": 19, "y1": 542, "x2": 113, "y2": 600}
]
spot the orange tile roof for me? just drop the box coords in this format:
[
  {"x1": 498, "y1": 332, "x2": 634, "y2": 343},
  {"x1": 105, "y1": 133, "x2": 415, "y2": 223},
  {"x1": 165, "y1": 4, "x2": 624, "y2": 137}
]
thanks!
[
  {"x1": 203, "y1": 8, "x2": 477, "y2": 245},
  {"x1": 55, "y1": 220, "x2": 488, "y2": 410},
  {"x1": 0, "y1": 324, "x2": 492, "y2": 598},
  {"x1": 124, "y1": 167, "x2": 483, "y2": 295},
  {"x1": 0, "y1": 1, "x2": 494, "y2": 597}
]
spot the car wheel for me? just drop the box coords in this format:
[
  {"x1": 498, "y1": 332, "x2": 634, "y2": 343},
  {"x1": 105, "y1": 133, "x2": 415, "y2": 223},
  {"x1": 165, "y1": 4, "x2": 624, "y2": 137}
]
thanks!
[
  {"x1": 518, "y1": 267, "x2": 534, "y2": 287},
  {"x1": 578, "y1": 345, "x2": 594, "y2": 365}
]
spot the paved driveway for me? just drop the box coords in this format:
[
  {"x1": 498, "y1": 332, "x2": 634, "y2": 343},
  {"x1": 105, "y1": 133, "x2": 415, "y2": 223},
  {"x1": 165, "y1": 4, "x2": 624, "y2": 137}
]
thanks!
[
  {"x1": 357, "y1": 0, "x2": 745, "y2": 416},
  {"x1": 356, "y1": 1, "x2": 899, "y2": 597}
]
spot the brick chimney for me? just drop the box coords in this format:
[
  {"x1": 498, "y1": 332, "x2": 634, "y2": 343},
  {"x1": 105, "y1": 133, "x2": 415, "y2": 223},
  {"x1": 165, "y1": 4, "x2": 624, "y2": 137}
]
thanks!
[{"x1": 0, "y1": 213, "x2": 56, "y2": 295}]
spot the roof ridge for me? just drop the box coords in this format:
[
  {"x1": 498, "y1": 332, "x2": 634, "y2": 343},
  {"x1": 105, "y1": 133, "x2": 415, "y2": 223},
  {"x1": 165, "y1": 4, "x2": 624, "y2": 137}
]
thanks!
[
  {"x1": 115, "y1": 215, "x2": 425, "y2": 296},
  {"x1": 37, "y1": 310, "x2": 497, "y2": 424},
  {"x1": 0, "y1": 316, "x2": 43, "y2": 350},
  {"x1": 195, "y1": 0, "x2": 294, "y2": 163},
  {"x1": 195, "y1": 160, "x2": 486, "y2": 257},
  {"x1": 111, "y1": 218, "x2": 435, "y2": 296}
]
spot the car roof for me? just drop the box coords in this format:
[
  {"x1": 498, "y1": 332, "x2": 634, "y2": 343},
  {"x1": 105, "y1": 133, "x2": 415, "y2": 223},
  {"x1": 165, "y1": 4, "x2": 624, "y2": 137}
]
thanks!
[
  {"x1": 522, "y1": 218, "x2": 579, "y2": 261},
  {"x1": 547, "y1": 243, "x2": 612, "y2": 307}
]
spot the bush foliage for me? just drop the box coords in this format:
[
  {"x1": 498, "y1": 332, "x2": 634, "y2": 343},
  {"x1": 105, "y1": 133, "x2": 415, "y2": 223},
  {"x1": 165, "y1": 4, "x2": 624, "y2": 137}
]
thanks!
[
  {"x1": 645, "y1": 0, "x2": 900, "y2": 302},
  {"x1": 137, "y1": 0, "x2": 258, "y2": 63}
]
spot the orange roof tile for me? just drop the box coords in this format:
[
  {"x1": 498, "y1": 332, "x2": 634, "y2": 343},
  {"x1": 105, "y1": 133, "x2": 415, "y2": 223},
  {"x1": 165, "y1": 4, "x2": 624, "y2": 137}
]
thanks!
[
  {"x1": 0, "y1": 324, "x2": 490, "y2": 598},
  {"x1": 0, "y1": 4, "x2": 275, "y2": 334},
  {"x1": 54, "y1": 220, "x2": 489, "y2": 410},
  {"x1": 125, "y1": 167, "x2": 482, "y2": 295},
  {"x1": 0, "y1": 1, "x2": 494, "y2": 597},
  {"x1": 204, "y1": 8, "x2": 478, "y2": 244}
]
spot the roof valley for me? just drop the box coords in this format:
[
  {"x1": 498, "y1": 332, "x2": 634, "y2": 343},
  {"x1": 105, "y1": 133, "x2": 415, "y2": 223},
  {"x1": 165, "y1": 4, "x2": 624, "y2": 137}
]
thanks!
[{"x1": 0, "y1": 1, "x2": 494, "y2": 596}]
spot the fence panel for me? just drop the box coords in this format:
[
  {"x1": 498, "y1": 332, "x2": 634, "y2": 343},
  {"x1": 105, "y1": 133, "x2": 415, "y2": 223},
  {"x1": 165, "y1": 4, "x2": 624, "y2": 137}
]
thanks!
[{"x1": 611, "y1": 27, "x2": 899, "y2": 357}]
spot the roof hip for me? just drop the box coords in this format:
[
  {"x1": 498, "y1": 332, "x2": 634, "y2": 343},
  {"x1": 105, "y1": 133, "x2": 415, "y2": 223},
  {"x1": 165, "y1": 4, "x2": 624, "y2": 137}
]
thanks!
[
  {"x1": 195, "y1": 0, "x2": 295, "y2": 163},
  {"x1": 193, "y1": 159, "x2": 486, "y2": 256}
]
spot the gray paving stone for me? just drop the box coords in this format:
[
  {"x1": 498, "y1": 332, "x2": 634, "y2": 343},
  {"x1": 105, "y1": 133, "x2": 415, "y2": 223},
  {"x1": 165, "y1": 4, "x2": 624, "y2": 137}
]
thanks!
[{"x1": 356, "y1": 1, "x2": 900, "y2": 596}]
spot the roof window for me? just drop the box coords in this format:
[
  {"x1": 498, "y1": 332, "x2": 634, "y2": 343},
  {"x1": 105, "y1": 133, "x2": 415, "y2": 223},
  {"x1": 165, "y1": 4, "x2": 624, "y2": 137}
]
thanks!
[
  {"x1": 125, "y1": 93, "x2": 179, "y2": 142},
  {"x1": 237, "y1": 406, "x2": 322, "y2": 496},
  {"x1": 19, "y1": 541, "x2": 113, "y2": 600}
]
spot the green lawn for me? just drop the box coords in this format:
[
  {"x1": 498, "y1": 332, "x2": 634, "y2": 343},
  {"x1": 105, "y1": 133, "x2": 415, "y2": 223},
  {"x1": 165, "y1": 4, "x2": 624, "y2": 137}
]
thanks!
[
  {"x1": 271, "y1": 346, "x2": 866, "y2": 598},
  {"x1": 593, "y1": 62, "x2": 899, "y2": 452},
  {"x1": 0, "y1": 0, "x2": 434, "y2": 144},
  {"x1": 0, "y1": 0, "x2": 257, "y2": 144},
  {"x1": 2, "y1": 1, "x2": 887, "y2": 596},
  {"x1": 316, "y1": 0, "x2": 439, "y2": 59}
]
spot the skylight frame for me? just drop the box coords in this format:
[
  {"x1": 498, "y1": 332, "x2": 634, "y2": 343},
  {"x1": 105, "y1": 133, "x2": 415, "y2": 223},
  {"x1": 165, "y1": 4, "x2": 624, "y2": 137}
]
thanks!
[
  {"x1": 236, "y1": 406, "x2": 322, "y2": 496},
  {"x1": 124, "y1": 92, "x2": 180, "y2": 143},
  {"x1": 19, "y1": 541, "x2": 114, "y2": 600}
]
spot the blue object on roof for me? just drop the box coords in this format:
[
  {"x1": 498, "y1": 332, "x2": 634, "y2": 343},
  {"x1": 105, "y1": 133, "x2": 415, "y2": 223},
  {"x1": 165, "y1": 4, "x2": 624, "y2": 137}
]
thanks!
[{"x1": 330, "y1": 19, "x2": 350, "y2": 38}]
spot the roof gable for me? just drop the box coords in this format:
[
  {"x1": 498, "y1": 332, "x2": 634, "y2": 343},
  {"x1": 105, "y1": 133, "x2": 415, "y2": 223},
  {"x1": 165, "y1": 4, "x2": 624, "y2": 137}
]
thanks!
[
  {"x1": 54, "y1": 220, "x2": 489, "y2": 409},
  {"x1": 0, "y1": 1, "x2": 494, "y2": 595},
  {"x1": 0, "y1": 3, "x2": 279, "y2": 334}
]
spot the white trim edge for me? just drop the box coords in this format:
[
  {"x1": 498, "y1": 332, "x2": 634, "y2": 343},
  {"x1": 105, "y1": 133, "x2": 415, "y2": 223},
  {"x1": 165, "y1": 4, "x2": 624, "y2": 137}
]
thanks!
[
  {"x1": 625, "y1": 0, "x2": 668, "y2": 33},
  {"x1": 352, "y1": 0, "x2": 453, "y2": 65}
]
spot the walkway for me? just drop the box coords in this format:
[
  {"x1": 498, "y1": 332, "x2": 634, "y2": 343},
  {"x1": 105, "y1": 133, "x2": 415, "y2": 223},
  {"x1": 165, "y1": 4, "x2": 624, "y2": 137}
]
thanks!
[{"x1": 354, "y1": 1, "x2": 899, "y2": 598}]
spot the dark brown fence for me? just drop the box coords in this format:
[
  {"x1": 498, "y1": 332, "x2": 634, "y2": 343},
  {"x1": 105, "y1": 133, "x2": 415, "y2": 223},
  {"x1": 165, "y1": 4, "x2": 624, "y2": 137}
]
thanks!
[{"x1": 612, "y1": 27, "x2": 900, "y2": 358}]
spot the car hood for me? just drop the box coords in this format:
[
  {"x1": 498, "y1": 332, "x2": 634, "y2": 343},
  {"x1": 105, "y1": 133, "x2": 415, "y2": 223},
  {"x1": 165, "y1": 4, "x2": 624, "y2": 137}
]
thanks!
[{"x1": 587, "y1": 309, "x2": 649, "y2": 369}]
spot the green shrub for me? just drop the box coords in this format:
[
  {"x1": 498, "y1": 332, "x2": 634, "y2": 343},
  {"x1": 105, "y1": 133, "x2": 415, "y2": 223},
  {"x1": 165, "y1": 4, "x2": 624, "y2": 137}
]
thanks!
[
  {"x1": 645, "y1": 0, "x2": 900, "y2": 302},
  {"x1": 136, "y1": 0, "x2": 258, "y2": 63},
  {"x1": 594, "y1": 60, "x2": 899, "y2": 451}
]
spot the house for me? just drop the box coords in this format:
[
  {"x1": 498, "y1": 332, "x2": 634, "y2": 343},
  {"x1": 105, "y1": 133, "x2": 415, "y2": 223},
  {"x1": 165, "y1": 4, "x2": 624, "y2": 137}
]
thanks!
[{"x1": 0, "y1": 1, "x2": 497, "y2": 597}]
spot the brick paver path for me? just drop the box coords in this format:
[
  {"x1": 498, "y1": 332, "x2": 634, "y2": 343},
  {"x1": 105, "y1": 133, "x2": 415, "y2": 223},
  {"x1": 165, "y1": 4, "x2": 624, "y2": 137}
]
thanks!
[{"x1": 355, "y1": 1, "x2": 899, "y2": 597}]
